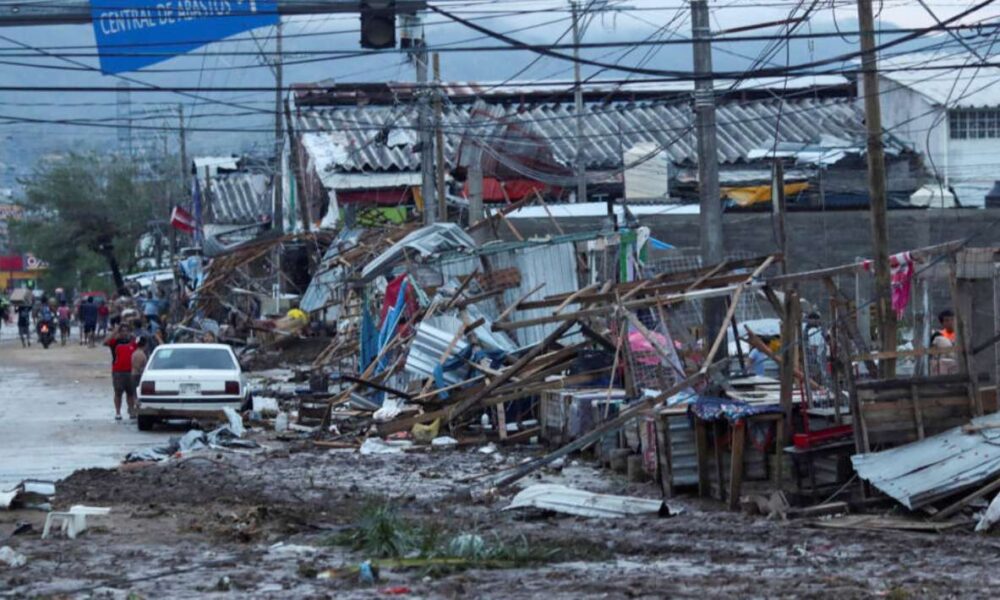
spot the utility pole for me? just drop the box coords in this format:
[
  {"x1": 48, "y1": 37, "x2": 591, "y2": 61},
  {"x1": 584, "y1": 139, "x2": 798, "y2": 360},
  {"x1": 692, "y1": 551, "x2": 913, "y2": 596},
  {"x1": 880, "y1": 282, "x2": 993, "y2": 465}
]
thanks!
[
  {"x1": 433, "y1": 52, "x2": 446, "y2": 222},
  {"x1": 857, "y1": 0, "x2": 895, "y2": 377},
  {"x1": 177, "y1": 105, "x2": 188, "y2": 191},
  {"x1": 691, "y1": 0, "x2": 726, "y2": 355},
  {"x1": 571, "y1": 0, "x2": 586, "y2": 204},
  {"x1": 772, "y1": 159, "x2": 787, "y2": 274},
  {"x1": 273, "y1": 21, "x2": 285, "y2": 234},
  {"x1": 414, "y1": 17, "x2": 435, "y2": 224}
]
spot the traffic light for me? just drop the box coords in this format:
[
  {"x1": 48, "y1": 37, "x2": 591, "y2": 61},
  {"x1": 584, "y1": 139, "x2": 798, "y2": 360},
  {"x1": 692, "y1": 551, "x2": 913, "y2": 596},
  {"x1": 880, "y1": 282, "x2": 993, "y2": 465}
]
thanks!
[{"x1": 360, "y1": 1, "x2": 396, "y2": 49}]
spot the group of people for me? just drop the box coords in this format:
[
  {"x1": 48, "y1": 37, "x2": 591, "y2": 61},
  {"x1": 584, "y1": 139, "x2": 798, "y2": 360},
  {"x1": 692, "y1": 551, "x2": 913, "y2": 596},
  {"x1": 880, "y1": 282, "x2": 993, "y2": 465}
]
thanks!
[
  {"x1": 0, "y1": 289, "x2": 169, "y2": 351},
  {"x1": 743, "y1": 308, "x2": 961, "y2": 380}
]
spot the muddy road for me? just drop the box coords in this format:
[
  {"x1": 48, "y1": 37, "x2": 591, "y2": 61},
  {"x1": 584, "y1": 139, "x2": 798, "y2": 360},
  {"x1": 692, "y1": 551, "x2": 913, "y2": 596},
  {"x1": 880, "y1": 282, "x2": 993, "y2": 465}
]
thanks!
[
  {"x1": 3, "y1": 436, "x2": 1000, "y2": 598},
  {"x1": 0, "y1": 337, "x2": 171, "y2": 490}
]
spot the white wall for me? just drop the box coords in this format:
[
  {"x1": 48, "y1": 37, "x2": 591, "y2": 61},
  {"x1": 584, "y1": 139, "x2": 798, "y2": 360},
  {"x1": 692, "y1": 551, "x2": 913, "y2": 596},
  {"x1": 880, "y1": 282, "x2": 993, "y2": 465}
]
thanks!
[{"x1": 871, "y1": 75, "x2": 1000, "y2": 206}]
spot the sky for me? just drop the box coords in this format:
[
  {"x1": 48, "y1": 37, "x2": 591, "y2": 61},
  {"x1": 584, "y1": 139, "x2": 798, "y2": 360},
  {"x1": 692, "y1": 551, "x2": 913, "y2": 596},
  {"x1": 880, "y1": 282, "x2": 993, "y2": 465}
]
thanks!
[{"x1": 0, "y1": 0, "x2": 997, "y2": 182}]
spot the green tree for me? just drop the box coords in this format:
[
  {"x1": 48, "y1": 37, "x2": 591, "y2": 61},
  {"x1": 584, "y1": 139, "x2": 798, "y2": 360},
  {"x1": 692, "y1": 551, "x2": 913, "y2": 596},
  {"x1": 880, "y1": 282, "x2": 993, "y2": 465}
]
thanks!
[{"x1": 12, "y1": 153, "x2": 158, "y2": 294}]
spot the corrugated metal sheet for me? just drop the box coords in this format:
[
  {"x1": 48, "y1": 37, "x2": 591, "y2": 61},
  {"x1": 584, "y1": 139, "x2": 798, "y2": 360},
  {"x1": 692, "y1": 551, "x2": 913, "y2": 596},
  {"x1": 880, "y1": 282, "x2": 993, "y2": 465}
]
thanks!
[
  {"x1": 292, "y1": 76, "x2": 850, "y2": 106},
  {"x1": 208, "y1": 172, "x2": 271, "y2": 224},
  {"x1": 505, "y1": 484, "x2": 671, "y2": 518},
  {"x1": 437, "y1": 239, "x2": 582, "y2": 348},
  {"x1": 294, "y1": 97, "x2": 870, "y2": 182},
  {"x1": 852, "y1": 412, "x2": 1000, "y2": 509}
]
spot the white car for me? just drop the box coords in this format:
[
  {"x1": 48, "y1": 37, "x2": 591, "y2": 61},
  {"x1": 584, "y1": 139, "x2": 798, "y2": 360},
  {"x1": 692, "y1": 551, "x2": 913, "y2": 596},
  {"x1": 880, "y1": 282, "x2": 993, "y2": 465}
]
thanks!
[{"x1": 136, "y1": 343, "x2": 250, "y2": 431}]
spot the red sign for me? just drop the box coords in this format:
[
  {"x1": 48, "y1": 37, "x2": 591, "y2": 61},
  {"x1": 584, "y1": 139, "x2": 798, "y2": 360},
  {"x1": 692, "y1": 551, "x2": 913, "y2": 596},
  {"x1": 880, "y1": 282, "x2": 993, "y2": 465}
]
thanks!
[{"x1": 0, "y1": 255, "x2": 23, "y2": 271}]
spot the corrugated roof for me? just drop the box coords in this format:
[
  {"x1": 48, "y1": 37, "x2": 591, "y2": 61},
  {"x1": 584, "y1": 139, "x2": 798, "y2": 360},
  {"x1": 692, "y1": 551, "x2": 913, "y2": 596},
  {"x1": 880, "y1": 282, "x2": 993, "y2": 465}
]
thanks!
[
  {"x1": 292, "y1": 76, "x2": 851, "y2": 106},
  {"x1": 293, "y1": 97, "x2": 869, "y2": 181},
  {"x1": 208, "y1": 171, "x2": 271, "y2": 225},
  {"x1": 852, "y1": 412, "x2": 1000, "y2": 510},
  {"x1": 879, "y1": 51, "x2": 1000, "y2": 108}
]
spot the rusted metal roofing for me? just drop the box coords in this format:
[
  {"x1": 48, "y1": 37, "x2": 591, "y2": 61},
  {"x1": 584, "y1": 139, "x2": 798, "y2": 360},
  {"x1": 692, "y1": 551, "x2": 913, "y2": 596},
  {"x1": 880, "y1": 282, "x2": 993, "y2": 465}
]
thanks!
[{"x1": 293, "y1": 96, "x2": 871, "y2": 180}]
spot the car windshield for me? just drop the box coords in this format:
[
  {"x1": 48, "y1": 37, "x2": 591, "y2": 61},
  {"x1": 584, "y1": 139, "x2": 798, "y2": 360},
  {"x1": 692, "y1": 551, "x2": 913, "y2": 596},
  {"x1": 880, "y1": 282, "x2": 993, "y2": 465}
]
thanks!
[{"x1": 147, "y1": 347, "x2": 236, "y2": 371}]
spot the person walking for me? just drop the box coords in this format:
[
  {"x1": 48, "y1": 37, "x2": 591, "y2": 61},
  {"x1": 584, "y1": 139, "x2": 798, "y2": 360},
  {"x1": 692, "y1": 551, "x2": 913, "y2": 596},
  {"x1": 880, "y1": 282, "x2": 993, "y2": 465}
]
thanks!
[
  {"x1": 97, "y1": 299, "x2": 110, "y2": 338},
  {"x1": 56, "y1": 301, "x2": 71, "y2": 346},
  {"x1": 15, "y1": 302, "x2": 31, "y2": 348},
  {"x1": 131, "y1": 336, "x2": 148, "y2": 409},
  {"x1": 105, "y1": 324, "x2": 138, "y2": 421},
  {"x1": 79, "y1": 296, "x2": 99, "y2": 347}
]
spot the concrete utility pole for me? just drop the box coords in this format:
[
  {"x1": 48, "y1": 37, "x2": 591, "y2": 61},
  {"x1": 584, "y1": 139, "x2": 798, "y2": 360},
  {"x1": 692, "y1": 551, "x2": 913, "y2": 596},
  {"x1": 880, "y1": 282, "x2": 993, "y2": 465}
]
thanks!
[
  {"x1": 571, "y1": 1, "x2": 587, "y2": 204},
  {"x1": 415, "y1": 24, "x2": 436, "y2": 224},
  {"x1": 691, "y1": 0, "x2": 726, "y2": 355},
  {"x1": 857, "y1": 0, "x2": 896, "y2": 377},
  {"x1": 433, "y1": 52, "x2": 446, "y2": 222},
  {"x1": 273, "y1": 21, "x2": 284, "y2": 234}
]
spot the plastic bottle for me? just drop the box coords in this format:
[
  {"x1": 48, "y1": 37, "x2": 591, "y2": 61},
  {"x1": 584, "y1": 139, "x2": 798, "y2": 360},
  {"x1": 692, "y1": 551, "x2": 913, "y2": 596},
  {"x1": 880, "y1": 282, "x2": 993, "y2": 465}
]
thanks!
[{"x1": 275, "y1": 412, "x2": 288, "y2": 432}]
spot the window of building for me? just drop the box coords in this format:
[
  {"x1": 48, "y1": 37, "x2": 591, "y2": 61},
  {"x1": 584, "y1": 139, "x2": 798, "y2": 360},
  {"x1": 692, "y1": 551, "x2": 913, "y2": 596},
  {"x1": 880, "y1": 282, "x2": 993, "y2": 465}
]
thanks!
[{"x1": 949, "y1": 108, "x2": 1000, "y2": 139}]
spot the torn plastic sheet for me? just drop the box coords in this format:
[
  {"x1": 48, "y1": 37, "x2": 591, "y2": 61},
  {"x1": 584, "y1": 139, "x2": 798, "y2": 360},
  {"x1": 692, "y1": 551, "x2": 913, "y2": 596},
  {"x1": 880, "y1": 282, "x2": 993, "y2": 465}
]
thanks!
[{"x1": 124, "y1": 420, "x2": 259, "y2": 463}]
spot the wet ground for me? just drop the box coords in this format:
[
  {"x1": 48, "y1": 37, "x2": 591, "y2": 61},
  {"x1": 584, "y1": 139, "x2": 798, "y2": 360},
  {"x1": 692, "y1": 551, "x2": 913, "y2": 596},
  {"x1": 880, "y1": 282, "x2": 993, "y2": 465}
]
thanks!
[
  {"x1": 3, "y1": 337, "x2": 1000, "y2": 598},
  {"x1": 0, "y1": 336, "x2": 172, "y2": 490},
  {"x1": 3, "y1": 433, "x2": 1000, "y2": 598}
]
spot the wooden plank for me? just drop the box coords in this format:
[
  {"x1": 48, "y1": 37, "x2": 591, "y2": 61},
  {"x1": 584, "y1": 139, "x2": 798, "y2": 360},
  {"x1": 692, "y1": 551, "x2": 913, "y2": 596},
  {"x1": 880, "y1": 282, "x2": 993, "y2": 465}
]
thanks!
[
  {"x1": 655, "y1": 414, "x2": 673, "y2": 497},
  {"x1": 497, "y1": 283, "x2": 546, "y2": 322},
  {"x1": 728, "y1": 420, "x2": 746, "y2": 510},
  {"x1": 485, "y1": 360, "x2": 728, "y2": 491},
  {"x1": 695, "y1": 418, "x2": 710, "y2": 498},
  {"x1": 766, "y1": 239, "x2": 964, "y2": 287},
  {"x1": 446, "y1": 319, "x2": 578, "y2": 423},
  {"x1": 713, "y1": 421, "x2": 725, "y2": 502},
  {"x1": 931, "y1": 475, "x2": 1000, "y2": 521}
]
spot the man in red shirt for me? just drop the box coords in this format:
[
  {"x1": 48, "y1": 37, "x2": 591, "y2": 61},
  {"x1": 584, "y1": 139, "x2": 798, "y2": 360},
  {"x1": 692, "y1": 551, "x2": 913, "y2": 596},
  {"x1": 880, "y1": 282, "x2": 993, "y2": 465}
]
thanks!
[{"x1": 105, "y1": 324, "x2": 139, "y2": 421}]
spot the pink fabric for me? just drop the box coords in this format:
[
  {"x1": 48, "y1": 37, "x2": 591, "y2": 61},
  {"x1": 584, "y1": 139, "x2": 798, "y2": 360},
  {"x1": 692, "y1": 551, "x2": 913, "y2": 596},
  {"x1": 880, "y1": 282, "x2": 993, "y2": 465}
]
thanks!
[
  {"x1": 890, "y1": 251, "x2": 915, "y2": 318},
  {"x1": 628, "y1": 330, "x2": 668, "y2": 366}
]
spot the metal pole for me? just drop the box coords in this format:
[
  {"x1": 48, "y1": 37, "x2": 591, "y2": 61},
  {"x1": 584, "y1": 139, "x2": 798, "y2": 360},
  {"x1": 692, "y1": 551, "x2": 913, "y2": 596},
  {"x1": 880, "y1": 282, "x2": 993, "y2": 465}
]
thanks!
[
  {"x1": 691, "y1": 0, "x2": 726, "y2": 356},
  {"x1": 857, "y1": 0, "x2": 896, "y2": 378},
  {"x1": 273, "y1": 21, "x2": 284, "y2": 234},
  {"x1": 416, "y1": 32, "x2": 435, "y2": 224},
  {"x1": 434, "y1": 52, "x2": 446, "y2": 222},
  {"x1": 772, "y1": 159, "x2": 787, "y2": 274},
  {"x1": 571, "y1": 1, "x2": 587, "y2": 204}
]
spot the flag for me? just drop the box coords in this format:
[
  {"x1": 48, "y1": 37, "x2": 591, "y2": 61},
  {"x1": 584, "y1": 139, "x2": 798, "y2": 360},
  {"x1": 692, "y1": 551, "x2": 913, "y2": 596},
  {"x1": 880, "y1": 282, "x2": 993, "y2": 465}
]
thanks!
[{"x1": 170, "y1": 205, "x2": 197, "y2": 234}]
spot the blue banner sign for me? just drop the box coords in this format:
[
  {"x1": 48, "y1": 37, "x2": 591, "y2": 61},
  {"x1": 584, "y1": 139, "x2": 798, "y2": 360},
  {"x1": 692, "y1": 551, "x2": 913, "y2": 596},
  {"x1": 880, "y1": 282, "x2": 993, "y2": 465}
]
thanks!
[{"x1": 90, "y1": 0, "x2": 279, "y2": 74}]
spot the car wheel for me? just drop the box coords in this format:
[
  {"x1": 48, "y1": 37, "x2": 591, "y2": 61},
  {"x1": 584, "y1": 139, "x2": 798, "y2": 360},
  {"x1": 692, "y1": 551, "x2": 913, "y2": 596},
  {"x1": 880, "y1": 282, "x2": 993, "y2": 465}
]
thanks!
[{"x1": 137, "y1": 415, "x2": 156, "y2": 431}]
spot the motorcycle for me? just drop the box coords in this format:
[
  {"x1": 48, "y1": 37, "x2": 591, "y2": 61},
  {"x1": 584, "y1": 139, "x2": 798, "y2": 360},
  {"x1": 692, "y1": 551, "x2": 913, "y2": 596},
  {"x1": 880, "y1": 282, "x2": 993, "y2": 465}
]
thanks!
[{"x1": 37, "y1": 319, "x2": 55, "y2": 349}]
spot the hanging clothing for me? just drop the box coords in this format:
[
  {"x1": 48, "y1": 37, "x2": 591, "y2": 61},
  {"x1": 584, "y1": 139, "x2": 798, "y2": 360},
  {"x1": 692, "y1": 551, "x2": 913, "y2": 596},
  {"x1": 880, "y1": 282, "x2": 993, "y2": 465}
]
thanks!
[{"x1": 862, "y1": 251, "x2": 916, "y2": 318}]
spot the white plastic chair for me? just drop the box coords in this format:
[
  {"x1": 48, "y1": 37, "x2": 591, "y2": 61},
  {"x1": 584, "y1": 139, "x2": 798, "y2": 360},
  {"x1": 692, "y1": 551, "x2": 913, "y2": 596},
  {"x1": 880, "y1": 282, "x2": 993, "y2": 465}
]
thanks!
[{"x1": 42, "y1": 505, "x2": 111, "y2": 539}]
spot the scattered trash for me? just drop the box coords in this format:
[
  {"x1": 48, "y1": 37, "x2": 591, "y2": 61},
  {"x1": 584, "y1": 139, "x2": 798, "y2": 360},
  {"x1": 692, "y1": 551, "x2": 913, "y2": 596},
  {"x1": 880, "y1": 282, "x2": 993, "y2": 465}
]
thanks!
[
  {"x1": 275, "y1": 412, "x2": 289, "y2": 432},
  {"x1": 411, "y1": 418, "x2": 441, "y2": 444},
  {"x1": 380, "y1": 587, "x2": 412, "y2": 595},
  {"x1": 124, "y1": 420, "x2": 260, "y2": 463},
  {"x1": 478, "y1": 443, "x2": 498, "y2": 455},
  {"x1": 0, "y1": 480, "x2": 56, "y2": 511},
  {"x1": 360, "y1": 438, "x2": 413, "y2": 455},
  {"x1": 252, "y1": 396, "x2": 280, "y2": 416},
  {"x1": 359, "y1": 560, "x2": 378, "y2": 584},
  {"x1": 42, "y1": 505, "x2": 111, "y2": 540},
  {"x1": 374, "y1": 398, "x2": 405, "y2": 423},
  {"x1": 431, "y1": 436, "x2": 458, "y2": 448},
  {"x1": 0, "y1": 546, "x2": 26, "y2": 568},
  {"x1": 976, "y1": 493, "x2": 1000, "y2": 533},
  {"x1": 505, "y1": 484, "x2": 678, "y2": 518}
]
